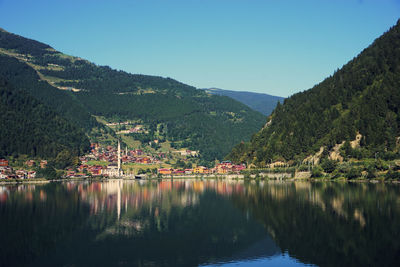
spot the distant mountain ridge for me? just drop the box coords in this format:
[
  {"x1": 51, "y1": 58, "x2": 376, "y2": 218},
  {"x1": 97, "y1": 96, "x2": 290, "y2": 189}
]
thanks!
[
  {"x1": 0, "y1": 27, "x2": 266, "y2": 161},
  {"x1": 227, "y1": 19, "x2": 400, "y2": 165},
  {"x1": 202, "y1": 88, "x2": 283, "y2": 116}
]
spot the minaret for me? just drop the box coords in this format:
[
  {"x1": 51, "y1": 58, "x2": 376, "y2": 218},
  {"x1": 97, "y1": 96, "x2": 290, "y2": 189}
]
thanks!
[{"x1": 117, "y1": 139, "x2": 121, "y2": 176}]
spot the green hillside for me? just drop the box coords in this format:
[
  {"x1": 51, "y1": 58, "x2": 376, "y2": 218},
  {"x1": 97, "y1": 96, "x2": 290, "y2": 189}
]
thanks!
[
  {"x1": 0, "y1": 55, "x2": 98, "y2": 130},
  {"x1": 0, "y1": 27, "x2": 265, "y2": 161},
  {"x1": 227, "y1": 20, "x2": 400, "y2": 166},
  {"x1": 202, "y1": 88, "x2": 284, "y2": 116},
  {"x1": 0, "y1": 77, "x2": 90, "y2": 158}
]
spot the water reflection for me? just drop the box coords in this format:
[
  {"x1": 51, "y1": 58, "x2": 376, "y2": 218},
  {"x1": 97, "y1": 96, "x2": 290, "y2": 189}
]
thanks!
[
  {"x1": 232, "y1": 181, "x2": 400, "y2": 267},
  {"x1": 0, "y1": 180, "x2": 399, "y2": 266}
]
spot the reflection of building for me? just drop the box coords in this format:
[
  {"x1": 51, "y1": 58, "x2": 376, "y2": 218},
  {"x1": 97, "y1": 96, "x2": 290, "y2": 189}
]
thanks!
[{"x1": 29, "y1": 180, "x2": 247, "y2": 231}]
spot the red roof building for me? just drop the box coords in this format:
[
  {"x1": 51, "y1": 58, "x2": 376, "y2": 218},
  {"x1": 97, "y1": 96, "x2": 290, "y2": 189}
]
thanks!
[{"x1": 0, "y1": 159, "x2": 8, "y2": 167}]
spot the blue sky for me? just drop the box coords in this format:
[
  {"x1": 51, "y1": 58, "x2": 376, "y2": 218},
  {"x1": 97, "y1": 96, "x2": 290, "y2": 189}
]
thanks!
[{"x1": 0, "y1": 0, "x2": 399, "y2": 97}]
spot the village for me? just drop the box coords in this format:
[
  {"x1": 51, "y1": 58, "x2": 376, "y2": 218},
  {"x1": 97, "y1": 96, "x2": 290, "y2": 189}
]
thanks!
[
  {"x1": 0, "y1": 142, "x2": 246, "y2": 180},
  {"x1": 0, "y1": 158, "x2": 41, "y2": 179},
  {"x1": 75, "y1": 142, "x2": 246, "y2": 178}
]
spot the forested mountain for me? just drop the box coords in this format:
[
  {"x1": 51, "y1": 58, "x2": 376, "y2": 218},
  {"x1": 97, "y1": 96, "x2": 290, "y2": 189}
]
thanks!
[
  {"x1": 227, "y1": 20, "x2": 400, "y2": 165},
  {"x1": 0, "y1": 77, "x2": 90, "y2": 158},
  {"x1": 202, "y1": 88, "x2": 284, "y2": 116},
  {"x1": 0, "y1": 55, "x2": 98, "y2": 130},
  {"x1": 0, "y1": 27, "x2": 265, "y2": 161}
]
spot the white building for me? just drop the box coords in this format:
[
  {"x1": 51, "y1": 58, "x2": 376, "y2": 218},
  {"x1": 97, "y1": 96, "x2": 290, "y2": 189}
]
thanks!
[{"x1": 103, "y1": 165, "x2": 119, "y2": 177}]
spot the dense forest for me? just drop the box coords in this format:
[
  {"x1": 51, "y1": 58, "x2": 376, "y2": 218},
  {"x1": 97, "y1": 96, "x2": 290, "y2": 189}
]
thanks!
[
  {"x1": 227, "y1": 20, "x2": 400, "y2": 165},
  {"x1": 0, "y1": 55, "x2": 98, "y2": 130},
  {"x1": 0, "y1": 77, "x2": 90, "y2": 158},
  {"x1": 0, "y1": 28, "x2": 265, "y2": 161}
]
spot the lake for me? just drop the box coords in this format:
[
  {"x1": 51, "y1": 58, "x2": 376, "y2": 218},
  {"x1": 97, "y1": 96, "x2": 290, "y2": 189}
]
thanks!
[{"x1": 0, "y1": 179, "x2": 399, "y2": 266}]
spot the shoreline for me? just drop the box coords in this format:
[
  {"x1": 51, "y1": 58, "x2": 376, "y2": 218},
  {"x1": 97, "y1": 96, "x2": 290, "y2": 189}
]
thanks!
[{"x1": 1, "y1": 175, "x2": 400, "y2": 185}]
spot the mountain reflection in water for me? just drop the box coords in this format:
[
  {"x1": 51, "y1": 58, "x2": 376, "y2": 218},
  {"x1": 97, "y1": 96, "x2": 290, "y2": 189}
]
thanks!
[{"x1": 0, "y1": 180, "x2": 399, "y2": 266}]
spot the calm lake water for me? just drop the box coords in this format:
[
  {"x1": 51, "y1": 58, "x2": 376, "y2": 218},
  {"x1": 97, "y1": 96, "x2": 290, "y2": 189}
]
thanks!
[{"x1": 1, "y1": 179, "x2": 399, "y2": 267}]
